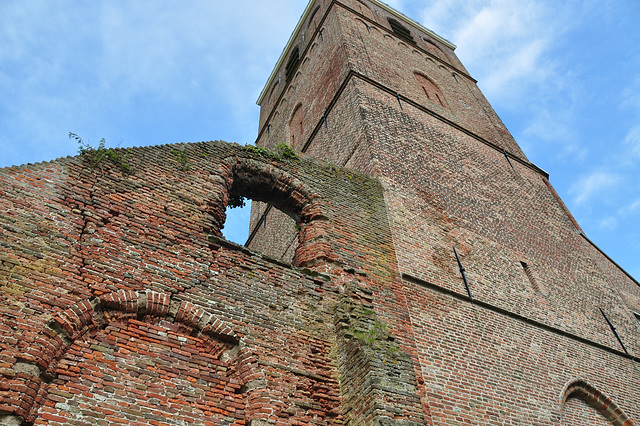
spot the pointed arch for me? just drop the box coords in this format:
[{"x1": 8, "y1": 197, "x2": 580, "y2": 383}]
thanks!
[
  {"x1": 355, "y1": 0, "x2": 376, "y2": 21},
  {"x1": 421, "y1": 37, "x2": 447, "y2": 62},
  {"x1": 414, "y1": 71, "x2": 446, "y2": 108},
  {"x1": 560, "y1": 379, "x2": 635, "y2": 426},
  {"x1": 307, "y1": 5, "x2": 322, "y2": 35}
]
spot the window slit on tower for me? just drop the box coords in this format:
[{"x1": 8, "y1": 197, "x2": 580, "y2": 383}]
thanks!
[
  {"x1": 285, "y1": 46, "x2": 301, "y2": 84},
  {"x1": 520, "y1": 261, "x2": 539, "y2": 292},
  {"x1": 388, "y1": 18, "x2": 416, "y2": 45}
]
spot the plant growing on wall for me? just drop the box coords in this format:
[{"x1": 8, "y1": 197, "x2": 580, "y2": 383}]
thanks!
[
  {"x1": 171, "y1": 148, "x2": 191, "y2": 170},
  {"x1": 243, "y1": 142, "x2": 298, "y2": 160},
  {"x1": 69, "y1": 132, "x2": 134, "y2": 175}
]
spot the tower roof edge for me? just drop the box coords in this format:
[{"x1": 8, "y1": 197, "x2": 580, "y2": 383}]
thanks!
[{"x1": 256, "y1": 0, "x2": 455, "y2": 106}]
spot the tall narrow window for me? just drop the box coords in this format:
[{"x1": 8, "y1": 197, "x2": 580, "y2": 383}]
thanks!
[
  {"x1": 414, "y1": 72, "x2": 445, "y2": 108},
  {"x1": 520, "y1": 261, "x2": 541, "y2": 293},
  {"x1": 285, "y1": 46, "x2": 301, "y2": 83},
  {"x1": 307, "y1": 6, "x2": 321, "y2": 34},
  {"x1": 289, "y1": 104, "x2": 304, "y2": 149}
]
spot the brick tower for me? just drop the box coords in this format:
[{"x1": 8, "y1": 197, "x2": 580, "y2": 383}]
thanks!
[
  {"x1": 1, "y1": 0, "x2": 639, "y2": 425},
  {"x1": 248, "y1": 0, "x2": 640, "y2": 423}
]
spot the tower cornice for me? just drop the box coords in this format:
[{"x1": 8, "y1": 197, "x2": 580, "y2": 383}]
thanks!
[{"x1": 257, "y1": 0, "x2": 456, "y2": 105}]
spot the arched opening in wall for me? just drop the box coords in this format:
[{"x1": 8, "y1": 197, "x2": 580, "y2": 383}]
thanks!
[
  {"x1": 28, "y1": 292, "x2": 248, "y2": 426},
  {"x1": 244, "y1": 200, "x2": 299, "y2": 264},
  {"x1": 388, "y1": 17, "x2": 416, "y2": 45},
  {"x1": 37, "y1": 316, "x2": 245, "y2": 425},
  {"x1": 422, "y1": 38, "x2": 446, "y2": 62},
  {"x1": 285, "y1": 46, "x2": 301, "y2": 84},
  {"x1": 221, "y1": 199, "x2": 252, "y2": 246},
  {"x1": 211, "y1": 158, "x2": 330, "y2": 267},
  {"x1": 355, "y1": 0, "x2": 376, "y2": 21},
  {"x1": 231, "y1": 165, "x2": 301, "y2": 265},
  {"x1": 307, "y1": 5, "x2": 322, "y2": 35},
  {"x1": 414, "y1": 72, "x2": 446, "y2": 108},
  {"x1": 560, "y1": 379, "x2": 634, "y2": 425},
  {"x1": 562, "y1": 397, "x2": 616, "y2": 425}
]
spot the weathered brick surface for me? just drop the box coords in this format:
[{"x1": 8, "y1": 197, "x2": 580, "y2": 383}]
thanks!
[
  {"x1": 2, "y1": 0, "x2": 639, "y2": 425},
  {"x1": 1, "y1": 140, "x2": 423, "y2": 424},
  {"x1": 251, "y1": 0, "x2": 640, "y2": 424}
]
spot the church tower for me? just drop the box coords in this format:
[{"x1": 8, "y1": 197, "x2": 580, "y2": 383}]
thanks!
[{"x1": 248, "y1": 0, "x2": 640, "y2": 423}]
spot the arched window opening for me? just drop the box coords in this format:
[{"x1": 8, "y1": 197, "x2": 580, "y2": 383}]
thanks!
[
  {"x1": 29, "y1": 291, "x2": 246, "y2": 425},
  {"x1": 285, "y1": 46, "x2": 301, "y2": 84},
  {"x1": 268, "y1": 81, "x2": 279, "y2": 105},
  {"x1": 221, "y1": 199, "x2": 252, "y2": 246},
  {"x1": 414, "y1": 72, "x2": 446, "y2": 108},
  {"x1": 211, "y1": 158, "x2": 331, "y2": 267},
  {"x1": 245, "y1": 201, "x2": 299, "y2": 264},
  {"x1": 307, "y1": 6, "x2": 322, "y2": 35},
  {"x1": 356, "y1": 0, "x2": 376, "y2": 20},
  {"x1": 220, "y1": 192, "x2": 300, "y2": 265},
  {"x1": 289, "y1": 103, "x2": 305, "y2": 150},
  {"x1": 388, "y1": 18, "x2": 415, "y2": 45},
  {"x1": 422, "y1": 38, "x2": 446, "y2": 61}
]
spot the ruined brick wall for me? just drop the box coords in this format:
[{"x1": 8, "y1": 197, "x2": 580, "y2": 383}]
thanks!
[{"x1": 1, "y1": 142, "x2": 431, "y2": 425}]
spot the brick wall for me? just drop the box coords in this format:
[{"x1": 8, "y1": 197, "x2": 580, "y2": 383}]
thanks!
[
  {"x1": 1, "y1": 0, "x2": 639, "y2": 424},
  {"x1": 1, "y1": 141, "x2": 432, "y2": 425},
  {"x1": 248, "y1": 0, "x2": 640, "y2": 424}
]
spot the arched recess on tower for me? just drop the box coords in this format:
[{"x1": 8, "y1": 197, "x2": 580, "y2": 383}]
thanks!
[
  {"x1": 414, "y1": 71, "x2": 447, "y2": 108},
  {"x1": 289, "y1": 103, "x2": 306, "y2": 151}
]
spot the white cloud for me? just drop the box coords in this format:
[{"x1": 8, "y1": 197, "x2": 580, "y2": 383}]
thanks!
[
  {"x1": 623, "y1": 125, "x2": 640, "y2": 158},
  {"x1": 618, "y1": 199, "x2": 640, "y2": 217},
  {"x1": 599, "y1": 217, "x2": 618, "y2": 231},
  {"x1": 570, "y1": 171, "x2": 621, "y2": 206}
]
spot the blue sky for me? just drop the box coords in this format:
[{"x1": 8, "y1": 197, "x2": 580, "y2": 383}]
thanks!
[{"x1": 1, "y1": 0, "x2": 639, "y2": 279}]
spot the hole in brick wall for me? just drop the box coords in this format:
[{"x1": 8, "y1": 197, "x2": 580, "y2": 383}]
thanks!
[
  {"x1": 212, "y1": 158, "x2": 329, "y2": 267},
  {"x1": 221, "y1": 200, "x2": 252, "y2": 245},
  {"x1": 242, "y1": 200, "x2": 300, "y2": 264},
  {"x1": 219, "y1": 197, "x2": 301, "y2": 265},
  {"x1": 217, "y1": 182, "x2": 302, "y2": 264}
]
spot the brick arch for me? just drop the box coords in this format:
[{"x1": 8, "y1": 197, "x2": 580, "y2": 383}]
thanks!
[
  {"x1": 307, "y1": 5, "x2": 322, "y2": 35},
  {"x1": 211, "y1": 156, "x2": 334, "y2": 267},
  {"x1": 560, "y1": 379, "x2": 635, "y2": 426},
  {"x1": 9, "y1": 290, "x2": 269, "y2": 425},
  {"x1": 421, "y1": 38, "x2": 447, "y2": 62},
  {"x1": 355, "y1": 0, "x2": 376, "y2": 21},
  {"x1": 414, "y1": 71, "x2": 446, "y2": 108}
]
